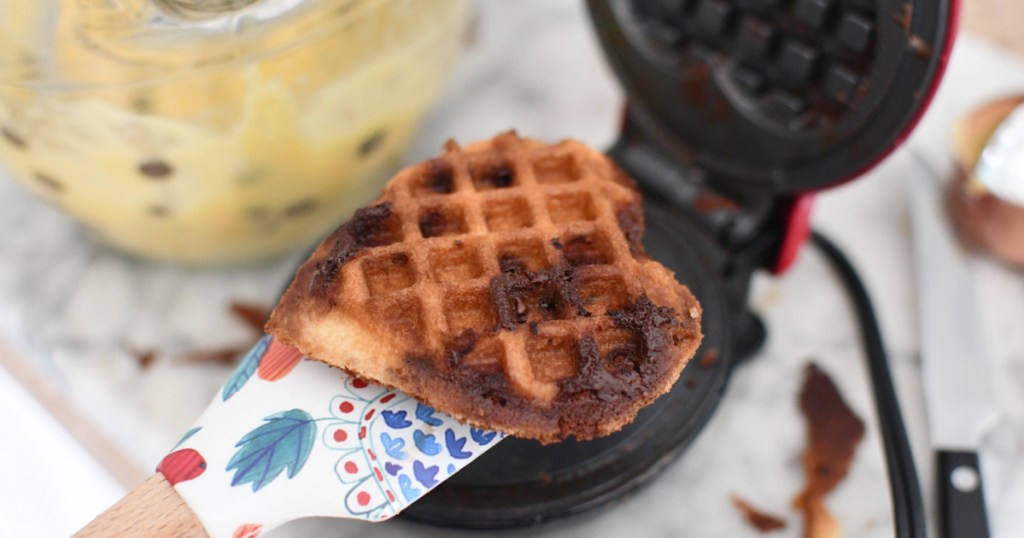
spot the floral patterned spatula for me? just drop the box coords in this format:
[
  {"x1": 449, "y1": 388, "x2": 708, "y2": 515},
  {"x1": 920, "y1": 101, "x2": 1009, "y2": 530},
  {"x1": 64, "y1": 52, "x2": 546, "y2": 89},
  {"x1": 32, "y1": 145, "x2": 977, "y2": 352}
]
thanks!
[{"x1": 76, "y1": 335, "x2": 504, "y2": 538}]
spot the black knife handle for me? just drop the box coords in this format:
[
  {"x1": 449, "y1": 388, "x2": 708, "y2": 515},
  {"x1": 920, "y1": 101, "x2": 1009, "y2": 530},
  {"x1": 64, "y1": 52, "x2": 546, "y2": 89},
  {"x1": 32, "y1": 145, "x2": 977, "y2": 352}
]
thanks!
[{"x1": 937, "y1": 450, "x2": 991, "y2": 538}]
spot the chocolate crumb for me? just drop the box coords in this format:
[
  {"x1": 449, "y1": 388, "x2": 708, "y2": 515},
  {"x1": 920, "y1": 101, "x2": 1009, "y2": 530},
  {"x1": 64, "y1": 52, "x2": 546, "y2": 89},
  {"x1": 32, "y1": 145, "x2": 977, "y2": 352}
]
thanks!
[
  {"x1": 693, "y1": 191, "x2": 740, "y2": 214},
  {"x1": 793, "y1": 363, "x2": 866, "y2": 538},
  {"x1": 699, "y1": 348, "x2": 719, "y2": 369},
  {"x1": 358, "y1": 131, "x2": 386, "y2": 157},
  {"x1": 893, "y1": 3, "x2": 913, "y2": 32},
  {"x1": 731, "y1": 496, "x2": 787, "y2": 533},
  {"x1": 33, "y1": 172, "x2": 64, "y2": 192},
  {"x1": 681, "y1": 61, "x2": 709, "y2": 102},
  {"x1": 148, "y1": 206, "x2": 171, "y2": 217},
  {"x1": 130, "y1": 348, "x2": 157, "y2": 369},
  {"x1": 2, "y1": 127, "x2": 27, "y2": 149},
  {"x1": 230, "y1": 302, "x2": 271, "y2": 333},
  {"x1": 550, "y1": 237, "x2": 563, "y2": 250},
  {"x1": 684, "y1": 376, "x2": 697, "y2": 388},
  {"x1": 908, "y1": 35, "x2": 933, "y2": 59},
  {"x1": 182, "y1": 346, "x2": 248, "y2": 366},
  {"x1": 139, "y1": 159, "x2": 174, "y2": 179}
]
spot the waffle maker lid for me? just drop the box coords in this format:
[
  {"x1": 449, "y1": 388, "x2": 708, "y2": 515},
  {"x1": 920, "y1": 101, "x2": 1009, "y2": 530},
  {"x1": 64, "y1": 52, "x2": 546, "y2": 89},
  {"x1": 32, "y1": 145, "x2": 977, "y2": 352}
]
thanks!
[{"x1": 588, "y1": 0, "x2": 957, "y2": 195}]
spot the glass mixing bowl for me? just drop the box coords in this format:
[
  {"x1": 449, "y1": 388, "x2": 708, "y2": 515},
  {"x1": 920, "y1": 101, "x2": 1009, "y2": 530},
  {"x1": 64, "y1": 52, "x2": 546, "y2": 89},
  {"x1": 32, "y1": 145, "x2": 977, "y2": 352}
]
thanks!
[{"x1": 0, "y1": 0, "x2": 469, "y2": 264}]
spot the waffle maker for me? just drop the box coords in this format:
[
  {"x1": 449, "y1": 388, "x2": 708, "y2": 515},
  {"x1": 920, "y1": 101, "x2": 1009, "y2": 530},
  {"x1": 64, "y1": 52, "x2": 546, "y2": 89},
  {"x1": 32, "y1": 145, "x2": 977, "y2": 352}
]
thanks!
[{"x1": 402, "y1": 0, "x2": 958, "y2": 528}]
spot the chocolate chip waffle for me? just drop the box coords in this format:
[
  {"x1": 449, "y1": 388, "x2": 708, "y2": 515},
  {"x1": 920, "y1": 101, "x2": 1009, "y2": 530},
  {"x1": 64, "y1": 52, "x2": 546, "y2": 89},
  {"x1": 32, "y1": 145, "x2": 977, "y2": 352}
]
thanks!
[{"x1": 267, "y1": 132, "x2": 702, "y2": 443}]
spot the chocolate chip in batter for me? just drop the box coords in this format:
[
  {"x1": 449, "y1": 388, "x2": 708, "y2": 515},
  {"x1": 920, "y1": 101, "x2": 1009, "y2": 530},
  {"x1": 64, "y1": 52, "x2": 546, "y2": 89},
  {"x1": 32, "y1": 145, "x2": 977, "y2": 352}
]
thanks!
[
  {"x1": 139, "y1": 159, "x2": 174, "y2": 179},
  {"x1": 131, "y1": 94, "x2": 152, "y2": 114},
  {"x1": 284, "y1": 198, "x2": 317, "y2": 218},
  {"x1": 2, "y1": 127, "x2": 26, "y2": 150},
  {"x1": 246, "y1": 206, "x2": 270, "y2": 220},
  {"x1": 32, "y1": 172, "x2": 64, "y2": 192},
  {"x1": 358, "y1": 131, "x2": 386, "y2": 157},
  {"x1": 235, "y1": 168, "x2": 267, "y2": 186}
]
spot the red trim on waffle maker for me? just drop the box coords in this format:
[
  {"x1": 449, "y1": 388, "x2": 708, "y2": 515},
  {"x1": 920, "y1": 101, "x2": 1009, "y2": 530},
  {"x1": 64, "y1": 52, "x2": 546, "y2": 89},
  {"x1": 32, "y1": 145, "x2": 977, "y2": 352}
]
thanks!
[
  {"x1": 836, "y1": 0, "x2": 962, "y2": 188},
  {"x1": 773, "y1": 0, "x2": 961, "y2": 274},
  {"x1": 772, "y1": 194, "x2": 815, "y2": 274}
]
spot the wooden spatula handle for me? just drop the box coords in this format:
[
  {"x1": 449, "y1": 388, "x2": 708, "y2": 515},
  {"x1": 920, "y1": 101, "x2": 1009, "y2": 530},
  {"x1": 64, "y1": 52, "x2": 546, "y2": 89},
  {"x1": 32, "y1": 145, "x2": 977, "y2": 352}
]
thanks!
[{"x1": 75, "y1": 474, "x2": 206, "y2": 537}]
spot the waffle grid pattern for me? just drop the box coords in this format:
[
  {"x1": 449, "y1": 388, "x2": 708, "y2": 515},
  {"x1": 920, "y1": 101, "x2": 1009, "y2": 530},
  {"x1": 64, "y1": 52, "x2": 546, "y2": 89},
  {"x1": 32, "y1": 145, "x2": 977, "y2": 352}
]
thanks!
[
  {"x1": 632, "y1": 0, "x2": 878, "y2": 127},
  {"x1": 332, "y1": 134, "x2": 654, "y2": 402}
]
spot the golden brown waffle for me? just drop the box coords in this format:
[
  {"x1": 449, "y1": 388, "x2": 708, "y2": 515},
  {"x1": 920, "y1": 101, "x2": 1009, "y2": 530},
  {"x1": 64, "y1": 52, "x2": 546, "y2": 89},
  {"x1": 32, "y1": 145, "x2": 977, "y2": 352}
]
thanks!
[{"x1": 267, "y1": 132, "x2": 702, "y2": 443}]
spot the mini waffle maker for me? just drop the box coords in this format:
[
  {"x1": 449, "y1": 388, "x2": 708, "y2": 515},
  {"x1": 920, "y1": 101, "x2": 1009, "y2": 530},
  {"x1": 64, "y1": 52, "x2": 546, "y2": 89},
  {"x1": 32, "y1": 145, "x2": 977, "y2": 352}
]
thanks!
[{"x1": 402, "y1": 0, "x2": 958, "y2": 528}]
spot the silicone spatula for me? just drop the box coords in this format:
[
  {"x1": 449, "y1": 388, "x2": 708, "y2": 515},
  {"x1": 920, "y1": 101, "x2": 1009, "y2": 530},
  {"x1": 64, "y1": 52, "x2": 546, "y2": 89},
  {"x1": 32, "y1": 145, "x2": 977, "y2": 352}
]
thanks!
[{"x1": 76, "y1": 335, "x2": 503, "y2": 537}]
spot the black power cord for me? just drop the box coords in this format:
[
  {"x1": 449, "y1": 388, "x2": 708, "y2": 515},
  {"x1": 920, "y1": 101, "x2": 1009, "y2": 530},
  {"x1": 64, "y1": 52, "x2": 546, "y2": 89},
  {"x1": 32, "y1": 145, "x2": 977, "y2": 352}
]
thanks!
[{"x1": 810, "y1": 231, "x2": 927, "y2": 538}]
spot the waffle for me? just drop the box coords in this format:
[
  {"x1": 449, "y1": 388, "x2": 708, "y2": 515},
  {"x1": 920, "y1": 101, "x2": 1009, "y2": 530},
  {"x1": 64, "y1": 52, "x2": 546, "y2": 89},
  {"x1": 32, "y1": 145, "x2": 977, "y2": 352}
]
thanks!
[{"x1": 267, "y1": 132, "x2": 702, "y2": 443}]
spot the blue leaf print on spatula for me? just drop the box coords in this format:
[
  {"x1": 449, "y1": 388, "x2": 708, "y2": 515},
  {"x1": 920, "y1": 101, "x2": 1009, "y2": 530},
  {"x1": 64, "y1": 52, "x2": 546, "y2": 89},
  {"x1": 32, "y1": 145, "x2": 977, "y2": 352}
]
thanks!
[
  {"x1": 380, "y1": 433, "x2": 407, "y2": 460},
  {"x1": 221, "y1": 335, "x2": 270, "y2": 401},
  {"x1": 226, "y1": 409, "x2": 316, "y2": 492},
  {"x1": 413, "y1": 430, "x2": 441, "y2": 456},
  {"x1": 413, "y1": 460, "x2": 439, "y2": 488},
  {"x1": 171, "y1": 426, "x2": 202, "y2": 450},
  {"x1": 444, "y1": 429, "x2": 471, "y2": 459},
  {"x1": 398, "y1": 474, "x2": 421, "y2": 503},
  {"x1": 415, "y1": 403, "x2": 443, "y2": 427},
  {"x1": 381, "y1": 410, "x2": 412, "y2": 429},
  {"x1": 470, "y1": 427, "x2": 497, "y2": 446}
]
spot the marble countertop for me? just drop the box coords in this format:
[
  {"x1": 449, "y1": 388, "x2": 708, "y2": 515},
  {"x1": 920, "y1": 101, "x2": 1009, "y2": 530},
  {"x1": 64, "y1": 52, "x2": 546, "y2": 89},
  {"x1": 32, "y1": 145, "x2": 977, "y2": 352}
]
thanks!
[{"x1": 2, "y1": 1, "x2": 1023, "y2": 536}]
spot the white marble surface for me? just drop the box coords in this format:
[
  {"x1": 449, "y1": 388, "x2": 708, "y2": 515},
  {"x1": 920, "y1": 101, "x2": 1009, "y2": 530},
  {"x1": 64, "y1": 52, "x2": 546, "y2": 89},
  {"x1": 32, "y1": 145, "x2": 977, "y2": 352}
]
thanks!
[{"x1": 1, "y1": 1, "x2": 1023, "y2": 536}]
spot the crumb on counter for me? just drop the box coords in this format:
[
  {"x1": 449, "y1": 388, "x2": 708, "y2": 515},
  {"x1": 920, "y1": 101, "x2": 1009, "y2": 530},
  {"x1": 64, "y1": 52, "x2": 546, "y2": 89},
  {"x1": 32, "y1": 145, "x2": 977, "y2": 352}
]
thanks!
[
  {"x1": 793, "y1": 362, "x2": 866, "y2": 538},
  {"x1": 731, "y1": 495, "x2": 786, "y2": 533}
]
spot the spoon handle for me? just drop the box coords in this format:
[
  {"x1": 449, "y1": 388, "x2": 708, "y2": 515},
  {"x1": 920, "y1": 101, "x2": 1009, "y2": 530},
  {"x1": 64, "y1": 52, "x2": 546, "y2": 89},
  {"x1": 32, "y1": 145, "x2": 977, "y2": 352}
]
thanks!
[{"x1": 75, "y1": 474, "x2": 205, "y2": 538}]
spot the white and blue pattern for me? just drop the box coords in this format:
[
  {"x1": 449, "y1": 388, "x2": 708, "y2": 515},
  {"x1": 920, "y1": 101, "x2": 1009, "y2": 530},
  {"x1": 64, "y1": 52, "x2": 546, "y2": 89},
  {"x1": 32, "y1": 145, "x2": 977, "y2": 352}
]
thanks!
[{"x1": 163, "y1": 336, "x2": 503, "y2": 538}]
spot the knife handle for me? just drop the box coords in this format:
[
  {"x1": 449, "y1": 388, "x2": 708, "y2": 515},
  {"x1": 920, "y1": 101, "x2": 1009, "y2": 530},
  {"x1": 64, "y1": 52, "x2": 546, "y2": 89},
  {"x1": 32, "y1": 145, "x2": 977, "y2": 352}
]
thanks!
[{"x1": 937, "y1": 450, "x2": 991, "y2": 538}]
